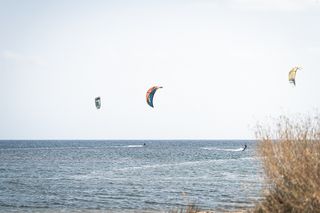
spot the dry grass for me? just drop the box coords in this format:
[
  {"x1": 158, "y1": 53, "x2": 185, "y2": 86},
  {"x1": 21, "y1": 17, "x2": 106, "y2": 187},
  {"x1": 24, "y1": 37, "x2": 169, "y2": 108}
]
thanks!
[
  {"x1": 253, "y1": 114, "x2": 320, "y2": 212},
  {"x1": 169, "y1": 204, "x2": 202, "y2": 213}
]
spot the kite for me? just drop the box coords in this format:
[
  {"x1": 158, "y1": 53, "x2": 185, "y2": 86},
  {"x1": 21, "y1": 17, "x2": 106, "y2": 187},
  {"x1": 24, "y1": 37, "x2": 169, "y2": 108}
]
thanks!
[
  {"x1": 95, "y1": 97, "x2": 101, "y2": 109},
  {"x1": 289, "y1": 67, "x2": 301, "y2": 86},
  {"x1": 146, "y1": 86, "x2": 163, "y2": 108}
]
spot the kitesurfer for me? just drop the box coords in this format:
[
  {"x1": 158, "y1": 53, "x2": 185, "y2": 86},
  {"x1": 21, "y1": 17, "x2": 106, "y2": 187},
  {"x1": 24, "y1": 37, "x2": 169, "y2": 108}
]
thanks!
[{"x1": 242, "y1": 144, "x2": 247, "y2": 151}]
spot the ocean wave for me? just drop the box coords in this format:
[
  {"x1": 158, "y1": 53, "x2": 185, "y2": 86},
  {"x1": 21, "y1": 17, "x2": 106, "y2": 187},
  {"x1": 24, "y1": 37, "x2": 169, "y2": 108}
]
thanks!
[
  {"x1": 108, "y1": 159, "x2": 231, "y2": 172},
  {"x1": 124, "y1": 145, "x2": 144, "y2": 148},
  {"x1": 201, "y1": 147, "x2": 244, "y2": 152}
]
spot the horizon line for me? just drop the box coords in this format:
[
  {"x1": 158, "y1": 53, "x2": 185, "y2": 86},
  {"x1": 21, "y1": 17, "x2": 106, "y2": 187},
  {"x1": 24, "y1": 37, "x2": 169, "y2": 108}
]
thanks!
[{"x1": 0, "y1": 139, "x2": 256, "y2": 141}]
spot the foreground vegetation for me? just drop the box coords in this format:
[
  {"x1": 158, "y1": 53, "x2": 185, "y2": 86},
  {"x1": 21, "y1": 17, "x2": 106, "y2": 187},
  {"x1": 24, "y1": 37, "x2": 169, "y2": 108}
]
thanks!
[
  {"x1": 253, "y1": 115, "x2": 320, "y2": 212},
  {"x1": 169, "y1": 204, "x2": 202, "y2": 213}
]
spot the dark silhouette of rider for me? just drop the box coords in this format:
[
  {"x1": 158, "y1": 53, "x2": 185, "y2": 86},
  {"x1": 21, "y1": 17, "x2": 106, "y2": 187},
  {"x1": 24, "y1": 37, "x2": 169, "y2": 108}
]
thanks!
[{"x1": 242, "y1": 144, "x2": 247, "y2": 151}]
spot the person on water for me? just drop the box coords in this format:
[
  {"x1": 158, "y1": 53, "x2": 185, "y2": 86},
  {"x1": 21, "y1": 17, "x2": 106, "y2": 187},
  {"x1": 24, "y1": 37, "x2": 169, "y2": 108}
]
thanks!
[
  {"x1": 143, "y1": 143, "x2": 146, "y2": 146},
  {"x1": 242, "y1": 144, "x2": 247, "y2": 151}
]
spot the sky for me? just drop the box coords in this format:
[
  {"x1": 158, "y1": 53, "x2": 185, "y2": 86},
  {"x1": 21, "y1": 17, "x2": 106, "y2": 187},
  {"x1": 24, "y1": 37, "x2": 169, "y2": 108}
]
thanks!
[{"x1": 1, "y1": 0, "x2": 320, "y2": 140}]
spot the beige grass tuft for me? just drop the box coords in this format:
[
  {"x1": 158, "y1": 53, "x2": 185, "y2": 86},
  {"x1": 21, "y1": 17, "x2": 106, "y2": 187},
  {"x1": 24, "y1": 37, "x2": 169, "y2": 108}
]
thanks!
[{"x1": 253, "y1": 114, "x2": 320, "y2": 212}]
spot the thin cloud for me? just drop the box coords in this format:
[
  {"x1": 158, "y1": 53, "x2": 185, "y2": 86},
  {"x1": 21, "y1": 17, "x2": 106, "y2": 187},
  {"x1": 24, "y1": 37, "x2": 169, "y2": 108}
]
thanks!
[
  {"x1": 0, "y1": 51, "x2": 46, "y2": 66},
  {"x1": 227, "y1": 0, "x2": 319, "y2": 11},
  {"x1": 187, "y1": 0, "x2": 319, "y2": 12},
  {"x1": 307, "y1": 45, "x2": 320, "y2": 55}
]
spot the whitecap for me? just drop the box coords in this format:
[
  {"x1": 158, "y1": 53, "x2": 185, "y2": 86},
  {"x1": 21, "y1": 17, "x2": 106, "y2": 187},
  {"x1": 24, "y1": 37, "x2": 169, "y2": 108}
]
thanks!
[
  {"x1": 201, "y1": 147, "x2": 244, "y2": 152},
  {"x1": 125, "y1": 145, "x2": 144, "y2": 148}
]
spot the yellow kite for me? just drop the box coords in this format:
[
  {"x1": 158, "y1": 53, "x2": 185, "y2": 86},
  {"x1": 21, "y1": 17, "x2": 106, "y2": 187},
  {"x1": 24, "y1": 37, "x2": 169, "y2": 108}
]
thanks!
[{"x1": 288, "y1": 67, "x2": 301, "y2": 86}]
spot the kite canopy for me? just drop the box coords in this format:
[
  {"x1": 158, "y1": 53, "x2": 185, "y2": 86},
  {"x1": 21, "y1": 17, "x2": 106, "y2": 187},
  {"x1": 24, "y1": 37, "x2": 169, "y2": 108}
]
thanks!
[
  {"x1": 95, "y1": 97, "x2": 101, "y2": 109},
  {"x1": 146, "y1": 86, "x2": 163, "y2": 108},
  {"x1": 289, "y1": 67, "x2": 301, "y2": 86}
]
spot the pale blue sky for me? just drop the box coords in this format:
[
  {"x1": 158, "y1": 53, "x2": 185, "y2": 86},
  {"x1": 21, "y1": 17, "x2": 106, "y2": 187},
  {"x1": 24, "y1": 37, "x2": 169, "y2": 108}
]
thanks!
[{"x1": 1, "y1": 0, "x2": 320, "y2": 139}]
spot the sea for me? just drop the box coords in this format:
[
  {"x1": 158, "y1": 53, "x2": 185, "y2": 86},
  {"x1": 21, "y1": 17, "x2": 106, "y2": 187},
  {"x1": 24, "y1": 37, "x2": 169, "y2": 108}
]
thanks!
[{"x1": 0, "y1": 140, "x2": 264, "y2": 212}]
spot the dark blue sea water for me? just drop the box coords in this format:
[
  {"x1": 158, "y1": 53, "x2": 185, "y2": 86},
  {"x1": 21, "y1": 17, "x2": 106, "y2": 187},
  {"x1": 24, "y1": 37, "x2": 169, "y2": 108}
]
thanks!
[{"x1": 0, "y1": 140, "x2": 263, "y2": 212}]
